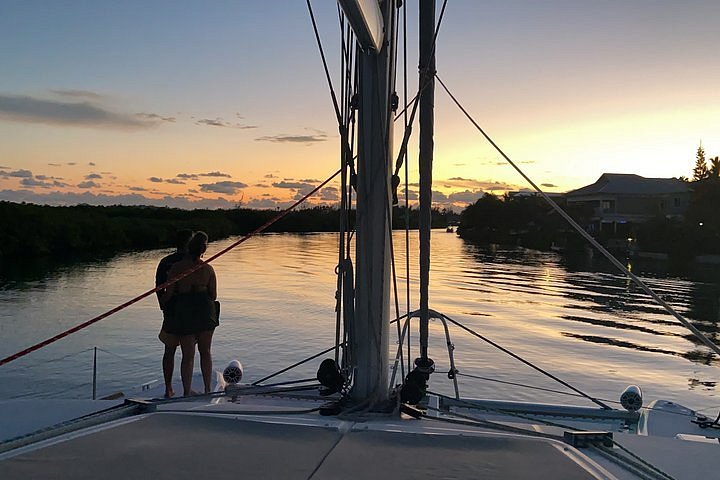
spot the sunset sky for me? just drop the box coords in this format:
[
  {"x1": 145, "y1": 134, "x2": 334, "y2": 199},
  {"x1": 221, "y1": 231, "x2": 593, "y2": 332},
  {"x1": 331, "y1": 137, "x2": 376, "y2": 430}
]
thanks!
[{"x1": 1, "y1": 1, "x2": 719, "y2": 211}]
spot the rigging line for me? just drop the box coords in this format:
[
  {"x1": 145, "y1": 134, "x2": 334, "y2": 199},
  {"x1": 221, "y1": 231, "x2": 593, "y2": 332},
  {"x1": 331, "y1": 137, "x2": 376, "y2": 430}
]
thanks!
[
  {"x1": 260, "y1": 377, "x2": 318, "y2": 388},
  {"x1": 253, "y1": 313, "x2": 411, "y2": 388},
  {"x1": 456, "y1": 371, "x2": 592, "y2": 398},
  {"x1": 160, "y1": 407, "x2": 323, "y2": 416},
  {"x1": 34, "y1": 347, "x2": 95, "y2": 364},
  {"x1": 607, "y1": 443, "x2": 678, "y2": 480},
  {"x1": 251, "y1": 345, "x2": 339, "y2": 386},
  {"x1": 423, "y1": 405, "x2": 562, "y2": 440},
  {"x1": 454, "y1": 371, "x2": 699, "y2": 418},
  {"x1": 306, "y1": 0, "x2": 356, "y2": 179},
  {"x1": 590, "y1": 446, "x2": 675, "y2": 480},
  {"x1": 392, "y1": 0, "x2": 447, "y2": 177},
  {"x1": 387, "y1": 198, "x2": 406, "y2": 383},
  {"x1": 95, "y1": 347, "x2": 153, "y2": 368},
  {"x1": 439, "y1": 312, "x2": 611, "y2": 409},
  {"x1": 306, "y1": 0, "x2": 342, "y2": 126},
  {"x1": 333, "y1": 13, "x2": 347, "y2": 366},
  {"x1": 435, "y1": 73, "x2": 720, "y2": 360},
  {"x1": 0, "y1": 169, "x2": 342, "y2": 368},
  {"x1": 402, "y1": 0, "x2": 411, "y2": 373}
]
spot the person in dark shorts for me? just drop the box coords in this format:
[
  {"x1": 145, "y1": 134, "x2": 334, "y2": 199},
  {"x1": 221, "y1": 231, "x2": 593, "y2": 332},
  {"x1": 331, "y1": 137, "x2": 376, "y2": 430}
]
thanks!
[
  {"x1": 163, "y1": 231, "x2": 218, "y2": 395},
  {"x1": 155, "y1": 229, "x2": 193, "y2": 398}
]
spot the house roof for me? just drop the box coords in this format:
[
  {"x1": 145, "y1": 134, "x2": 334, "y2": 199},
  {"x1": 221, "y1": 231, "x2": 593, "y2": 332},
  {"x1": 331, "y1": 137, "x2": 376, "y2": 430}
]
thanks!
[{"x1": 566, "y1": 173, "x2": 690, "y2": 197}]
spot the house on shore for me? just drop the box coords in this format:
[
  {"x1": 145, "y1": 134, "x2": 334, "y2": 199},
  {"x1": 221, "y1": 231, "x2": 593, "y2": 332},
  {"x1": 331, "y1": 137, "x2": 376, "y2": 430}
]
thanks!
[{"x1": 566, "y1": 173, "x2": 691, "y2": 236}]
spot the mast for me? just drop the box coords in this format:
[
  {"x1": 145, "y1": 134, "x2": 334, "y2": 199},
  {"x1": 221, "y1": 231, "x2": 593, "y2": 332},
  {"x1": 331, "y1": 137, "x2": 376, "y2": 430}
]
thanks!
[
  {"x1": 348, "y1": 0, "x2": 397, "y2": 405},
  {"x1": 417, "y1": 0, "x2": 435, "y2": 370}
]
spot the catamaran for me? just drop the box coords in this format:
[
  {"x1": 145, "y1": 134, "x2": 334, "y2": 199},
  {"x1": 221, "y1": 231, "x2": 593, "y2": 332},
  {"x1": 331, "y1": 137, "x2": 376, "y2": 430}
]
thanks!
[{"x1": 1, "y1": 2, "x2": 719, "y2": 479}]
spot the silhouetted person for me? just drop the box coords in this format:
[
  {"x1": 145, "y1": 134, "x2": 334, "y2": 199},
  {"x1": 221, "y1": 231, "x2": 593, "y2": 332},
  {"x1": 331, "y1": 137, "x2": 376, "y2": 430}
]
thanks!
[
  {"x1": 156, "y1": 229, "x2": 193, "y2": 398},
  {"x1": 163, "y1": 231, "x2": 218, "y2": 395}
]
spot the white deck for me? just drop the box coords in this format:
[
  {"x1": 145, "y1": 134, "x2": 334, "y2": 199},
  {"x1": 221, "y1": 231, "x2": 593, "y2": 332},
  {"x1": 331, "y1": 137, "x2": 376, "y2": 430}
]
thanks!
[{"x1": 2, "y1": 392, "x2": 719, "y2": 479}]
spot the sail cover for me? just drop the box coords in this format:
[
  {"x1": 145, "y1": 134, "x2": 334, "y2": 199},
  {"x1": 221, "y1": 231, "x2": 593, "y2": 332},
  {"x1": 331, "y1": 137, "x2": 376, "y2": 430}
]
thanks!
[{"x1": 337, "y1": 0, "x2": 384, "y2": 52}]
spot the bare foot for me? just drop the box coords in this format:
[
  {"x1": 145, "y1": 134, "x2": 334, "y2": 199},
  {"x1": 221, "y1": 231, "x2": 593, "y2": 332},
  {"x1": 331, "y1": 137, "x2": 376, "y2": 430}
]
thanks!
[
  {"x1": 183, "y1": 389, "x2": 200, "y2": 397},
  {"x1": 164, "y1": 389, "x2": 175, "y2": 399}
]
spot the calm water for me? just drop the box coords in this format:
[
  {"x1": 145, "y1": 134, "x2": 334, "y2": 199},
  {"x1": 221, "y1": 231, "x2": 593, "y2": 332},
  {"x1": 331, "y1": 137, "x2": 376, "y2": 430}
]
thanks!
[{"x1": 1, "y1": 232, "x2": 719, "y2": 413}]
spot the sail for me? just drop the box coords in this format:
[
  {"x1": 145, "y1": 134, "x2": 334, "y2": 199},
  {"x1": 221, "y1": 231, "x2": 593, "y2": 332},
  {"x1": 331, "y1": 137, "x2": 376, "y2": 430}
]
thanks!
[{"x1": 337, "y1": 0, "x2": 384, "y2": 51}]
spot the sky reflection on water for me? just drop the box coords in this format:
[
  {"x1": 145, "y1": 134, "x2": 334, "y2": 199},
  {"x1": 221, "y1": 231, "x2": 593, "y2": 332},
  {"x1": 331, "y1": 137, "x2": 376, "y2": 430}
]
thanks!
[{"x1": 0, "y1": 232, "x2": 718, "y2": 411}]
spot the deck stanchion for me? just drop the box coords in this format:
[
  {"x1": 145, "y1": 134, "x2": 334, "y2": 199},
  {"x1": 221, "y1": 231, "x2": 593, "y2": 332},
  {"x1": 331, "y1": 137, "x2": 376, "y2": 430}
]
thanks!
[{"x1": 92, "y1": 347, "x2": 97, "y2": 400}]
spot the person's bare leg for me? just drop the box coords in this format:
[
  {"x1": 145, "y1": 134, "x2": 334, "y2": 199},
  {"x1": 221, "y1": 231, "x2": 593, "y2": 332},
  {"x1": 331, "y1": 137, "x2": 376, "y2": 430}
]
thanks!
[
  {"x1": 197, "y1": 330, "x2": 214, "y2": 394},
  {"x1": 179, "y1": 335, "x2": 196, "y2": 396},
  {"x1": 162, "y1": 341, "x2": 178, "y2": 398}
]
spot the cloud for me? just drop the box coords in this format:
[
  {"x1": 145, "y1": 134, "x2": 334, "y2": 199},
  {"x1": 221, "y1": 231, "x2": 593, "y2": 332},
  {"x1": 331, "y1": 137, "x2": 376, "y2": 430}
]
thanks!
[
  {"x1": 0, "y1": 189, "x2": 241, "y2": 210},
  {"x1": 77, "y1": 180, "x2": 99, "y2": 188},
  {"x1": 272, "y1": 181, "x2": 315, "y2": 190},
  {"x1": 165, "y1": 178, "x2": 186, "y2": 185},
  {"x1": 128, "y1": 186, "x2": 147, "y2": 191},
  {"x1": 195, "y1": 118, "x2": 257, "y2": 129},
  {"x1": 432, "y1": 190, "x2": 449, "y2": 203},
  {"x1": 67, "y1": 162, "x2": 76, "y2": 166},
  {"x1": 50, "y1": 89, "x2": 104, "y2": 100},
  {"x1": 319, "y1": 186, "x2": 339, "y2": 201},
  {"x1": 256, "y1": 133, "x2": 328, "y2": 144},
  {"x1": 21, "y1": 178, "x2": 52, "y2": 188},
  {"x1": 4, "y1": 169, "x2": 33, "y2": 178},
  {"x1": 48, "y1": 163, "x2": 61, "y2": 167},
  {"x1": 176, "y1": 173, "x2": 199, "y2": 180},
  {"x1": 0, "y1": 94, "x2": 163, "y2": 129},
  {"x1": 264, "y1": 173, "x2": 278, "y2": 179},
  {"x1": 254, "y1": 183, "x2": 269, "y2": 187},
  {"x1": 88, "y1": 162, "x2": 96, "y2": 166},
  {"x1": 199, "y1": 181, "x2": 247, "y2": 194},
  {"x1": 85, "y1": 173, "x2": 102, "y2": 179},
  {"x1": 541, "y1": 183, "x2": 558, "y2": 188},
  {"x1": 400, "y1": 188, "x2": 419, "y2": 200},
  {"x1": 245, "y1": 198, "x2": 290, "y2": 209},
  {"x1": 148, "y1": 177, "x2": 163, "y2": 183},
  {"x1": 136, "y1": 112, "x2": 176, "y2": 123},
  {"x1": 442, "y1": 177, "x2": 521, "y2": 191},
  {"x1": 199, "y1": 171, "x2": 231, "y2": 178},
  {"x1": 447, "y1": 190, "x2": 484, "y2": 204}
]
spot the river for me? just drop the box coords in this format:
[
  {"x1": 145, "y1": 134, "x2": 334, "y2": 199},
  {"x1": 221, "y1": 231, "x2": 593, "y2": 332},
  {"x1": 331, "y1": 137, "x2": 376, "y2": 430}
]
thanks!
[{"x1": 1, "y1": 231, "x2": 718, "y2": 413}]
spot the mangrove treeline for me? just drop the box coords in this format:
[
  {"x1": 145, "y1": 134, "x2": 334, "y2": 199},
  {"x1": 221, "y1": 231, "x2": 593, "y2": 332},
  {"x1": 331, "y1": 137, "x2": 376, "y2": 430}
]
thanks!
[
  {"x1": 456, "y1": 178, "x2": 720, "y2": 260},
  {"x1": 0, "y1": 201, "x2": 457, "y2": 265}
]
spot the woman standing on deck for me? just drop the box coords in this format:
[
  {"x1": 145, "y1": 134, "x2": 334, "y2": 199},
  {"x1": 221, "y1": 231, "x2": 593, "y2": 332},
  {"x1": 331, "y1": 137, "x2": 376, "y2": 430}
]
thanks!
[{"x1": 163, "y1": 231, "x2": 218, "y2": 395}]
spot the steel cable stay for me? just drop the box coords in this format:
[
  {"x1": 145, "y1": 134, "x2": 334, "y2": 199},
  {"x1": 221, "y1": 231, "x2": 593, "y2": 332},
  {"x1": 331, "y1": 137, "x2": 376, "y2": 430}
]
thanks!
[
  {"x1": 434, "y1": 72, "x2": 720, "y2": 360},
  {"x1": 0, "y1": 169, "x2": 342, "y2": 368},
  {"x1": 451, "y1": 370, "x2": 712, "y2": 421}
]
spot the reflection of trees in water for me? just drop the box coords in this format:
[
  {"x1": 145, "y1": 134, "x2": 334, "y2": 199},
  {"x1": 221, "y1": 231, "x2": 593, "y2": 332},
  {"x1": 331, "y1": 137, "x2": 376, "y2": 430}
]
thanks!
[
  {"x1": 688, "y1": 377, "x2": 717, "y2": 390},
  {"x1": 460, "y1": 240, "x2": 720, "y2": 368},
  {"x1": 561, "y1": 333, "x2": 718, "y2": 366}
]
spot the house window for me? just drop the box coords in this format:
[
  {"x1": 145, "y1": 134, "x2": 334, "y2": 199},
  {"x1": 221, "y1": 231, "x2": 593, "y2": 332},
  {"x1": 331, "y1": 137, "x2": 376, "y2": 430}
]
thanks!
[
  {"x1": 674, "y1": 197, "x2": 681, "y2": 208},
  {"x1": 601, "y1": 200, "x2": 614, "y2": 212}
]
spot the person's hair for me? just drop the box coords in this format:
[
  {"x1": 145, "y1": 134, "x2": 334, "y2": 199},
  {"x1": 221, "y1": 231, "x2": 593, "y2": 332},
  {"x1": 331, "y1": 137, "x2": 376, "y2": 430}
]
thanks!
[
  {"x1": 175, "y1": 229, "x2": 193, "y2": 250},
  {"x1": 188, "y1": 231, "x2": 208, "y2": 260}
]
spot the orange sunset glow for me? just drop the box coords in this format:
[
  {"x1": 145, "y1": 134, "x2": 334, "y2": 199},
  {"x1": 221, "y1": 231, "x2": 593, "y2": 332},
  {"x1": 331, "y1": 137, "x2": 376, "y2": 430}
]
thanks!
[{"x1": 1, "y1": 1, "x2": 719, "y2": 211}]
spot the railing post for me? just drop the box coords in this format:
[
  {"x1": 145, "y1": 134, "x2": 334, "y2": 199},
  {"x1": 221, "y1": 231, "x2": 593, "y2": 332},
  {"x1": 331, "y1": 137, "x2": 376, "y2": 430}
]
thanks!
[{"x1": 92, "y1": 346, "x2": 97, "y2": 400}]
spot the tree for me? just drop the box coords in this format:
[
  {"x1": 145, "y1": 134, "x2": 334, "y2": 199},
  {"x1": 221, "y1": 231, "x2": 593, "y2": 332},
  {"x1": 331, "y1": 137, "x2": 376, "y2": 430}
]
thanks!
[
  {"x1": 709, "y1": 156, "x2": 720, "y2": 179},
  {"x1": 692, "y1": 143, "x2": 709, "y2": 181}
]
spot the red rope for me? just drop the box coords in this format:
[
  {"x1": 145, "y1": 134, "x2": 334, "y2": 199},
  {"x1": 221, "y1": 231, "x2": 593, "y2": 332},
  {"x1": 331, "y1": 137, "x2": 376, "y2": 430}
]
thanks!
[{"x1": 0, "y1": 169, "x2": 341, "y2": 367}]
